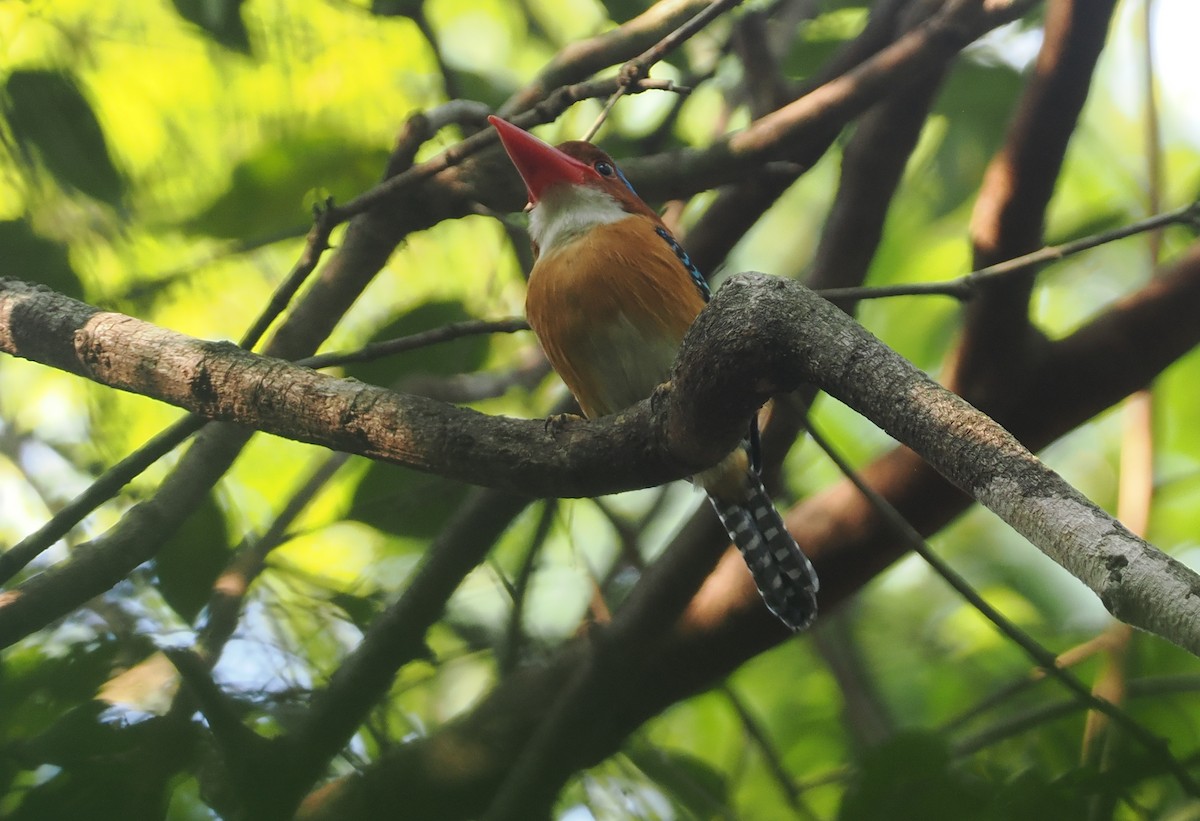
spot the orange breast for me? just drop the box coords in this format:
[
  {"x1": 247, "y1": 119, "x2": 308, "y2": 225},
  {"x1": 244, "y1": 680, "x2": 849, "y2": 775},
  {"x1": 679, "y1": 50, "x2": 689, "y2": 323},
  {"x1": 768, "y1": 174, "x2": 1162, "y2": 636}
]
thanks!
[{"x1": 525, "y1": 216, "x2": 708, "y2": 418}]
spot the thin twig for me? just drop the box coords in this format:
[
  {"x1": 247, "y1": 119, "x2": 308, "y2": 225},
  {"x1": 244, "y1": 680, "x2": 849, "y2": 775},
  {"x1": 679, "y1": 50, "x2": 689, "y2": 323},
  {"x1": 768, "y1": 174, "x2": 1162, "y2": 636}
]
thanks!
[
  {"x1": 298, "y1": 318, "x2": 529, "y2": 371},
  {"x1": 581, "y1": 0, "x2": 738, "y2": 140},
  {"x1": 163, "y1": 647, "x2": 265, "y2": 764},
  {"x1": 239, "y1": 201, "x2": 337, "y2": 350},
  {"x1": 500, "y1": 500, "x2": 557, "y2": 675},
  {"x1": 0, "y1": 414, "x2": 206, "y2": 585},
  {"x1": 941, "y1": 631, "x2": 1119, "y2": 734},
  {"x1": 816, "y1": 200, "x2": 1200, "y2": 302},
  {"x1": 954, "y1": 675, "x2": 1200, "y2": 758},
  {"x1": 325, "y1": 76, "x2": 680, "y2": 225},
  {"x1": 579, "y1": 78, "x2": 692, "y2": 143},
  {"x1": 0, "y1": 208, "x2": 335, "y2": 586},
  {"x1": 719, "y1": 684, "x2": 819, "y2": 819},
  {"x1": 803, "y1": 421, "x2": 1200, "y2": 796}
]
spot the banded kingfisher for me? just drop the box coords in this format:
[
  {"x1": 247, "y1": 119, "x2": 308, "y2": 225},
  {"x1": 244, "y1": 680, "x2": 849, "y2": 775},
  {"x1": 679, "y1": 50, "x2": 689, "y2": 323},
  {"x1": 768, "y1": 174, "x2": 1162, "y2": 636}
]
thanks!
[{"x1": 489, "y1": 116, "x2": 818, "y2": 631}]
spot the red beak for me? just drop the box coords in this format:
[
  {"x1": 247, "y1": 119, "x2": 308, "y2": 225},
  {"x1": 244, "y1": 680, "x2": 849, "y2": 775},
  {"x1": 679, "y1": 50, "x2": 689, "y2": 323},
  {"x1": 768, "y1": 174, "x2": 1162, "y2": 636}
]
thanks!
[{"x1": 489, "y1": 116, "x2": 592, "y2": 204}]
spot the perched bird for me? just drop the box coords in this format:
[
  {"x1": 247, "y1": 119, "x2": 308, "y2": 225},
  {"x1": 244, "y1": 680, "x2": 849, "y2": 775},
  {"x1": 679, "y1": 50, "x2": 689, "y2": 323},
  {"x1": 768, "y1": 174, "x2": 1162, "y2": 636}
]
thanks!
[{"x1": 489, "y1": 116, "x2": 818, "y2": 631}]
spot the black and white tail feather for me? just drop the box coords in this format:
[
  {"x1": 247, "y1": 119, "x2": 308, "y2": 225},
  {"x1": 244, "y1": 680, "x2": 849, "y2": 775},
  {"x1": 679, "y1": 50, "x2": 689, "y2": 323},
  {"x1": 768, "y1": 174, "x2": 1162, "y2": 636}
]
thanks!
[
  {"x1": 709, "y1": 473, "x2": 819, "y2": 631},
  {"x1": 656, "y1": 221, "x2": 817, "y2": 628}
]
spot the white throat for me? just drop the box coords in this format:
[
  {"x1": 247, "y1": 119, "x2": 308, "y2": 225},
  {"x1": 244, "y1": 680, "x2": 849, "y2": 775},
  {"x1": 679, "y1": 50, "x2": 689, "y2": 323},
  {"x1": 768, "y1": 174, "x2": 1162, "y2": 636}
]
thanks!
[{"x1": 529, "y1": 185, "x2": 628, "y2": 254}]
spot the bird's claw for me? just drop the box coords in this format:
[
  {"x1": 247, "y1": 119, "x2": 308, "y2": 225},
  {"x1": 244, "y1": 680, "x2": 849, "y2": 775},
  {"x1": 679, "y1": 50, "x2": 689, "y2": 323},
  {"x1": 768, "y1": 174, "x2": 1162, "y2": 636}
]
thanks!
[
  {"x1": 649, "y1": 382, "x2": 673, "y2": 414},
  {"x1": 544, "y1": 412, "x2": 583, "y2": 436}
]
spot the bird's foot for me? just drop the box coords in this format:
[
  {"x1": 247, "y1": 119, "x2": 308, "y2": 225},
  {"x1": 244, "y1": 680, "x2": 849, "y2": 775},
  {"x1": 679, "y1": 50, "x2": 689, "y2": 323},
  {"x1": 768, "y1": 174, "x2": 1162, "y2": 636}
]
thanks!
[
  {"x1": 649, "y1": 381, "x2": 673, "y2": 414},
  {"x1": 544, "y1": 412, "x2": 584, "y2": 436}
]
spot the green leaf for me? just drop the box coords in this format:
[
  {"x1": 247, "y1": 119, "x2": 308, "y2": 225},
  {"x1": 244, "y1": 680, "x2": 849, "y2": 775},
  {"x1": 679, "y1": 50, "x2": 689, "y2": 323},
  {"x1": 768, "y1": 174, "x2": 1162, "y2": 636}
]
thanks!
[
  {"x1": 342, "y1": 300, "x2": 492, "y2": 387},
  {"x1": 0, "y1": 219, "x2": 83, "y2": 299},
  {"x1": 329, "y1": 591, "x2": 383, "y2": 631},
  {"x1": 155, "y1": 492, "x2": 230, "y2": 623},
  {"x1": 989, "y1": 768, "x2": 1090, "y2": 821},
  {"x1": 348, "y1": 461, "x2": 471, "y2": 540},
  {"x1": 0, "y1": 640, "x2": 128, "y2": 743},
  {"x1": 3, "y1": 70, "x2": 124, "y2": 205},
  {"x1": 929, "y1": 60, "x2": 1024, "y2": 214},
  {"x1": 371, "y1": 0, "x2": 424, "y2": 17},
  {"x1": 7, "y1": 706, "x2": 181, "y2": 821},
  {"x1": 840, "y1": 731, "x2": 989, "y2": 821},
  {"x1": 185, "y1": 135, "x2": 390, "y2": 240},
  {"x1": 625, "y1": 741, "x2": 731, "y2": 818},
  {"x1": 447, "y1": 68, "x2": 519, "y2": 112},
  {"x1": 344, "y1": 301, "x2": 493, "y2": 537},
  {"x1": 596, "y1": 0, "x2": 653, "y2": 25},
  {"x1": 170, "y1": 0, "x2": 252, "y2": 54}
]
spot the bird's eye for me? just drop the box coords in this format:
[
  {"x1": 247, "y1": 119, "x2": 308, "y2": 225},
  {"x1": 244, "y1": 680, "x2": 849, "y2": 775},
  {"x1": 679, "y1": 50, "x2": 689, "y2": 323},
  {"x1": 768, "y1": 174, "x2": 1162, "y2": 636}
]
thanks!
[{"x1": 595, "y1": 161, "x2": 615, "y2": 177}]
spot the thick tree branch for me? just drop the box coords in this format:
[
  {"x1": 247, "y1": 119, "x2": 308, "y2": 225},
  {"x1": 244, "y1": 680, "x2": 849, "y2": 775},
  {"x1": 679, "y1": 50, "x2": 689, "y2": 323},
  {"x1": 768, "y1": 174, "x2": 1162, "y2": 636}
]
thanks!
[
  {"x1": 295, "y1": 244, "x2": 1200, "y2": 820},
  {"x1": 623, "y1": 0, "x2": 1039, "y2": 203},
  {"x1": 3, "y1": 272, "x2": 1196, "y2": 655},
  {"x1": 687, "y1": 0, "x2": 912, "y2": 274},
  {"x1": 952, "y1": 0, "x2": 1119, "y2": 400},
  {"x1": 0, "y1": 0, "x2": 726, "y2": 656}
]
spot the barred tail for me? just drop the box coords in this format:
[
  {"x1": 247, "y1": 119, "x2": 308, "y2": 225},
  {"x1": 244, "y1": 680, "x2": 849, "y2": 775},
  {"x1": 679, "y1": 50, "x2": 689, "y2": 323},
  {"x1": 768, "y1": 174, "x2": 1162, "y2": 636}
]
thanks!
[{"x1": 708, "y1": 474, "x2": 818, "y2": 631}]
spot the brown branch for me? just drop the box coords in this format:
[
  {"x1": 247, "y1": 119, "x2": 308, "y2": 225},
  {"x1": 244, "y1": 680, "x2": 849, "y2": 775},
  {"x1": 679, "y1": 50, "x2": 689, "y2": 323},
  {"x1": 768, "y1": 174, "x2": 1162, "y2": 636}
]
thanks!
[
  {"x1": 0, "y1": 200, "x2": 364, "y2": 585},
  {"x1": 3, "y1": 272, "x2": 1194, "y2": 647},
  {"x1": 498, "y1": 0, "x2": 715, "y2": 117},
  {"x1": 628, "y1": 0, "x2": 1040, "y2": 206},
  {"x1": 0, "y1": 48, "x2": 679, "y2": 651},
  {"x1": 299, "y1": 317, "x2": 530, "y2": 370},
  {"x1": 297, "y1": 242, "x2": 1200, "y2": 819},
  {"x1": 581, "y1": 0, "x2": 743, "y2": 141},
  {"x1": 806, "y1": 49, "x2": 947, "y2": 296},
  {"x1": 0, "y1": 278, "x2": 691, "y2": 498},
  {"x1": 951, "y1": 0, "x2": 1120, "y2": 402},
  {"x1": 803, "y1": 420, "x2": 1198, "y2": 795},
  {"x1": 0, "y1": 0, "x2": 1041, "y2": 679},
  {"x1": 686, "y1": 0, "x2": 913, "y2": 275},
  {"x1": 0, "y1": 413, "x2": 205, "y2": 584},
  {"x1": 816, "y1": 200, "x2": 1200, "y2": 302}
]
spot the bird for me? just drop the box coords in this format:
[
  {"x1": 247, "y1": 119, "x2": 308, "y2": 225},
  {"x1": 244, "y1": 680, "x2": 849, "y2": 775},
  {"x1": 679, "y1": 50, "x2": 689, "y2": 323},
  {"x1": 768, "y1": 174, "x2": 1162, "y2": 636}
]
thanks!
[{"x1": 489, "y1": 115, "x2": 818, "y2": 631}]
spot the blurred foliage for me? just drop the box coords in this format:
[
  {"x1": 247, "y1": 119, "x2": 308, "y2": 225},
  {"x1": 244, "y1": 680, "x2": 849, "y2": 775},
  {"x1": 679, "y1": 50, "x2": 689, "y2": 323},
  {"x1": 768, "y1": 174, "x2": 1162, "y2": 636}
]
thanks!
[
  {"x1": 2, "y1": 69, "x2": 124, "y2": 206},
  {"x1": 1, "y1": 0, "x2": 1199, "y2": 819}
]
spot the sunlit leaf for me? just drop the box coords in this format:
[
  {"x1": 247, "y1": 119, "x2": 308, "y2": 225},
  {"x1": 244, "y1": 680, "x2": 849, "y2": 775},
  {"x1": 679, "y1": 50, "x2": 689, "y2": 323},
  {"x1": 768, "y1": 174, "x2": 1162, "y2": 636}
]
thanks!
[
  {"x1": 155, "y1": 492, "x2": 230, "y2": 623},
  {"x1": 185, "y1": 135, "x2": 390, "y2": 240},
  {"x1": 343, "y1": 300, "x2": 492, "y2": 387},
  {"x1": 2, "y1": 71, "x2": 124, "y2": 205},
  {"x1": 348, "y1": 462, "x2": 471, "y2": 540},
  {"x1": 0, "y1": 219, "x2": 83, "y2": 300},
  {"x1": 170, "y1": 0, "x2": 252, "y2": 54},
  {"x1": 929, "y1": 60, "x2": 1025, "y2": 213},
  {"x1": 371, "y1": 0, "x2": 424, "y2": 17},
  {"x1": 625, "y1": 741, "x2": 732, "y2": 818}
]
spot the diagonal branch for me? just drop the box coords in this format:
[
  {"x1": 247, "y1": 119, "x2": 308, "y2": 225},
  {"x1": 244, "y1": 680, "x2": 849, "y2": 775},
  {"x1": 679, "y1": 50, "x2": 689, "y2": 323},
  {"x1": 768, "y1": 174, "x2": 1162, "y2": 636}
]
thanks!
[
  {"x1": 624, "y1": 0, "x2": 1040, "y2": 202},
  {"x1": 952, "y1": 0, "x2": 1120, "y2": 401}
]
